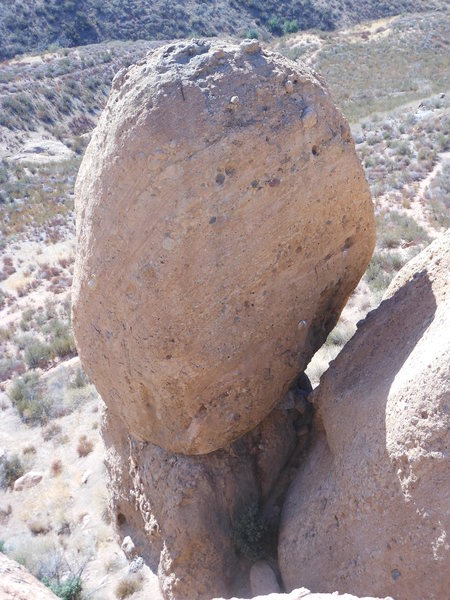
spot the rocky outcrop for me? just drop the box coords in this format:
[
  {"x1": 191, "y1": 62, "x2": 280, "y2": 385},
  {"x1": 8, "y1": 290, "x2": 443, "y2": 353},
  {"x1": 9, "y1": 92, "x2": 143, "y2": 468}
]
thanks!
[
  {"x1": 0, "y1": 553, "x2": 58, "y2": 599},
  {"x1": 102, "y1": 376, "x2": 313, "y2": 600},
  {"x1": 72, "y1": 38, "x2": 374, "y2": 455},
  {"x1": 212, "y1": 591, "x2": 392, "y2": 600},
  {"x1": 279, "y1": 231, "x2": 450, "y2": 599}
]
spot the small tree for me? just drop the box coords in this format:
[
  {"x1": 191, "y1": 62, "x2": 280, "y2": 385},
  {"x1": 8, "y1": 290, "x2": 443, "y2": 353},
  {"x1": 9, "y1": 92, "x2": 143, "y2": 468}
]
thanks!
[
  {"x1": 246, "y1": 29, "x2": 259, "y2": 40},
  {"x1": 284, "y1": 19, "x2": 299, "y2": 34},
  {"x1": 267, "y1": 16, "x2": 282, "y2": 36}
]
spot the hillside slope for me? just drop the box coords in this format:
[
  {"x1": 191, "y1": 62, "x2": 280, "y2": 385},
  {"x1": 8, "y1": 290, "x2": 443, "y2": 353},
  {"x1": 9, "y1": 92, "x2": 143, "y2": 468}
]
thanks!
[{"x1": 0, "y1": 0, "x2": 445, "y2": 60}]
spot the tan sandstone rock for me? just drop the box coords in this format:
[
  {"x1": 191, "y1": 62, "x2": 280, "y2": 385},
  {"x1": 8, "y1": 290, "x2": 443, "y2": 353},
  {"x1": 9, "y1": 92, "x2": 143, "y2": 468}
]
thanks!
[
  {"x1": 0, "y1": 552, "x2": 58, "y2": 600},
  {"x1": 102, "y1": 380, "x2": 312, "y2": 600},
  {"x1": 279, "y1": 231, "x2": 450, "y2": 599},
  {"x1": 72, "y1": 39, "x2": 374, "y2": 455},
  {"x1": 250, "y1": 560, "x2": 281, "y2": 595}
]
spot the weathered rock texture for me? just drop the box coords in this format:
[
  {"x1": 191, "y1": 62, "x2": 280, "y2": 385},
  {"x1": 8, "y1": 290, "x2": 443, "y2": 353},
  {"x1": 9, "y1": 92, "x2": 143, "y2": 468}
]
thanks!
[
  {"x1": 279, "y1": 231, "x2": 450, "y2": 599},
  {"x1": 0, "y1": 553, "x2": 58, "y2": 600},
  {"x1": 212, "y1": 590, "x2": 392, "y2": 600},
  {"x1": 72, "y1": 38, "x2": 374, "y2": 455},
  {"x1": 103, "y1": 376, "x2": 313, "y2": 600}
]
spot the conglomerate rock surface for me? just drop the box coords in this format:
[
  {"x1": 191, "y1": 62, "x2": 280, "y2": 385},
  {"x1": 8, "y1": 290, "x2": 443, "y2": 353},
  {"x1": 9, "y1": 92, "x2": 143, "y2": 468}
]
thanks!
[
  {"x1": 279, "y1": 231, "x2": 450, "y2": 599},
  {"x1": 72, "y1": 38, "x2": 374, "y2": 455}
]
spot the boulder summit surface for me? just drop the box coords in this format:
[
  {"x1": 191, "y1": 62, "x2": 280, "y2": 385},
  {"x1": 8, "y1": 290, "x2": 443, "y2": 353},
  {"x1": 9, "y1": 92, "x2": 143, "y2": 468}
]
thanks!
[{"x1": 72, "y1": 39, "x2": 374, "y2": 455}]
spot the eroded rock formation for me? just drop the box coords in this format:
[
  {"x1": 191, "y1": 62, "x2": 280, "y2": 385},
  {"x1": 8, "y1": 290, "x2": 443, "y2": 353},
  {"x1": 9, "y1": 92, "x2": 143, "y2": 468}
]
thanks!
[
  {"x1": 0, "y1": 553, "x2": 58, "y2": 600},
  {"x1": 102, "y1": 377, "x2": 313, "y2": 600},
  {"x1": 72, "y1": 38, "x2": 374, "y2": 456},
  {"x1": 279, "y1": 231, "x2": 450, "y2": 599}
]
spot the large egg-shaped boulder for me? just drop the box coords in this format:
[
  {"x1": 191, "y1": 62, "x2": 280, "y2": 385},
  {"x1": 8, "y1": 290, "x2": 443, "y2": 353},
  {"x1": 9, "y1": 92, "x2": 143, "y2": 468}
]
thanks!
[{"x1": 72, "y1": 39, "x2": 374, "y2": 454}]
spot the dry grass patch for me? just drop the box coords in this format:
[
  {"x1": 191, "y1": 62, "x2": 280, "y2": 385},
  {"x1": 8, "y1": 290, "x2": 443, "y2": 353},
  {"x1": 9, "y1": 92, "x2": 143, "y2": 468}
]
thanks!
[
  {"x1": 115, "y1": 573, "x2": 143, "y2": 599},
  {"x1": 77, "y1": 435, "x2": 94, "y2": 458}
]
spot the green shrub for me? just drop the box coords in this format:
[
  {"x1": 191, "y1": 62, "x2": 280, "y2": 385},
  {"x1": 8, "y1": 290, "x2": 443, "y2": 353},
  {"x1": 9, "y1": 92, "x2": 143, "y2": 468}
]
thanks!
[
  {"x1": 377, "y1": 211, "x2": 430, "y2": 249},
  {"x1": 365, "y1": 251, "x2": 405, "y2": 294},
  {"x1": 0, "y1": 540, "x2": 5, "y2": 553},
  {"x1": 9, "y1": 372, "x2": 50, "y2": 424},
  {"x1": 267, "y1": 16, "x2": 282, "y2": 35},
  {"x1": 233, "y1": 502, "x2": 270, "y2": 561},
  {"x1": 46, "y1": 320, "x2": 76, "y2": 360},
  {"x1": 43, "y1": 575, "x2": 82, "y2": 600},
  {"x1": 283, "y1": 19, "x2": 299, "y2": 34},
  {"x1": 0, "y1": 453, "x2": 24, "y2": 489},
  {"x1": 246, "y1": 29, "x2": 259, "y2": 39},
  {"x1": 24, "y1": 338, "x2": 51, "y2": 369},
  {"x1": 69, "y1": 368, "x2": 89, "y2": 389}
]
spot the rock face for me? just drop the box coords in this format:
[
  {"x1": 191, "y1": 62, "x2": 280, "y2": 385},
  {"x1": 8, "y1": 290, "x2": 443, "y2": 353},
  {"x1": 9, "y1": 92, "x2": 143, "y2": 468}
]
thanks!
[
  {"x1": 0, "y1": 552, "x2": 58, "y2": 599},
  {"x1": 102, "y1": 378, "x2": 312, "y2": 600},
  {"x1": 279, "y1": 231, "x2": 450, "y2": 599},
  {"x1": 249, "y1": 561, "x2": 281, "y2": 595},
  {"x1": 72, "y1": 39, "x2": 374, "y2": 455}
]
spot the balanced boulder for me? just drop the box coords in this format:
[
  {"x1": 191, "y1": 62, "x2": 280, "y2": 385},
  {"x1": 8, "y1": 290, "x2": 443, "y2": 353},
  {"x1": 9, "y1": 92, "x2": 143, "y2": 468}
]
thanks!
[{"x1": 72, "y1": 39, "x2": 374, "y2": 455}]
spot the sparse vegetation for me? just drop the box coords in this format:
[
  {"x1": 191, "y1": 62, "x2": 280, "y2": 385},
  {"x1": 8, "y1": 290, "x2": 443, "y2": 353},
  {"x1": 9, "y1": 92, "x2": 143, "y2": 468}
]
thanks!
[
  {"x1": 42, "y1": 423, "x2": 62, "y2": 441},
  {"x1": 115, "y1": 573, "x2": 143, "y2": 599},
  {"x1": 24, "y1": 337, "x2": 52, "y2": 369},
  {"x1": 233, "y1": 501, "x2": 271, "y2": 561},
  {"x1": 1, "y1": 0, "x2": 442, "y2": 60},
  {"x1": 50, "y1": 459, "x2": 63, "y2": 476},
  {"x1": 0, "y1": 453, "x2": 25, "y2": 489},
  {"x1": 9, "y1": 372, "x2": 50, "y2": 425},
  {"x1": 377, "y1": 211, "x2": 430, "y2": 250},
  {"x1": 77, "y1": 435, "x2": 94, "y2": 457},
  {"x1": 43, "y1": 575, "x2": 83, "y2": 600}
]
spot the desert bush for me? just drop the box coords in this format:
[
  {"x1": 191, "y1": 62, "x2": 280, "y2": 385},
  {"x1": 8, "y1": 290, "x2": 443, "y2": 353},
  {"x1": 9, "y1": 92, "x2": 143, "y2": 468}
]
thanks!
[
  {"x1": 69, "y1": 368, "x2": 89, "y2": 389},
  {"x1": 24, "y1": 337, "x2": 51, "y2": 369},
  {"x1": 77, "y1": 435, "x2": 94, "y2": 457},
  {"x1": 283, "y1": 19, "x2": 298, "y2": 34},
  {"x1": 42, "y1": 423, "x2": 62, "y2": 441},
  {"x1": 43, "y1": 575, "x2": 82, "y2": 600},
  {"x1": 115, "y1": 574, "x2": 143, "y2": 599},
  {"x1": 28, "y1": 518, "x2": 52, "y2": 535},
  {"x1": 0, "y1": 453, "x2": 24, "y2": 489},
  {"x1": 10, "y1": 372, "x2": 51, "y2": 424},
  {"x1": 46, "y1": 320, "x2": 76, "y2": 360},
  {"x1": 267, "y1": 16, "x2": 282, "y2": 35},
  {"x1": 19, "y1": 308, "x2": 35, "y2": 331},
  {"x1": 365, "y1": 251, "x2": 405, "y2": 294},
  {"x1": 51, "y1": 459, "x2": 63, "y2": 476},
  {"x1": 233, "y1": 501, "x2": 270, "y2": 561},
  {"x1": 325, "y1": 321, "x2": 354, "y2": 348},
  {"x1": 377, "y1": 211, "x2": 430, "y2": 249},
  {"x1": 0, "y1": 358, "x2": 25, "y2": 382}
]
